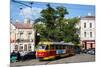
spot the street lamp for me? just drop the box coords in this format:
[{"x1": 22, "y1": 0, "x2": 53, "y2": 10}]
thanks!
[
  {"x1": 35, "y1": 32, "x2": 40, "y2": 46},
  {"x1": 37, "y1": 33, "x2": 40, "y2": 36}
]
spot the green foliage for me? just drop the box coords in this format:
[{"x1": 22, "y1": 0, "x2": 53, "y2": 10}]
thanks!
[{"x1": 34, "y1": 4, "x2": 80, "y2": 44}]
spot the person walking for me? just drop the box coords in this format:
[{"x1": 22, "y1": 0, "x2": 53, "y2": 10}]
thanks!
[
  {"x1": 16, "y1": 51, "x2": 21, "y2": 61},
  {"x1": 20, "y1": 51, "x2": 25, "y2": 61},
  {"x1": 10, "y1": 50, "x2": 17, "y2": 62}
]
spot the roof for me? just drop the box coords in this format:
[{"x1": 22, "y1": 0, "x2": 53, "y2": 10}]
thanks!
[
  {"x1": 39, "y1": 42, "x2": 74, "y2": 46},
  {"x1": 12, "y1": 22, "x2": 33, "y2": 29},
  {"x1": 83, "y1": 16, "x2": 95, "y2": 18},
  {"x1": 81, "y1": 16, "x2": 95, "y2": 20}
]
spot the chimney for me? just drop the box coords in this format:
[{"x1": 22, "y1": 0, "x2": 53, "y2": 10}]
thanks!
[{"x1": 24, "y1": 18, "x2": 30, "y2": 24}]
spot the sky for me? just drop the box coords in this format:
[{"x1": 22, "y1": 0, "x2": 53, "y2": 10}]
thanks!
[{"x1": 10, "y1": 0, "x2": 95, "y2": 22}]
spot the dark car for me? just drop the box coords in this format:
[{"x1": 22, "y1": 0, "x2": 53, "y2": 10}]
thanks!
[
  {"x1": 74, "y1": 46, "x2": 82, "y2": 54},
  {"x1": 82, "y1": 48, "x2": 95, "y2": 55},
  {"x1": 82, "y1": 49, "x2": 88, "y2": 53},
  {"x1": 21, "y1": 51, "x2": 36, "y2": 61},
  {"x1": 87, "y1": 48, "x2": 95, "y2": 55}
]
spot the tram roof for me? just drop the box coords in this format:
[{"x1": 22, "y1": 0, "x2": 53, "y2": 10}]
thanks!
[{"x1": 38, "y1": 42, "x2": 74, "y2": 46}]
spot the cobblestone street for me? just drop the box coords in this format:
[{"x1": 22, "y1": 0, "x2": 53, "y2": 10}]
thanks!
[{"x1": 10, "y1": 54, "x2": 95, "y2": 67}]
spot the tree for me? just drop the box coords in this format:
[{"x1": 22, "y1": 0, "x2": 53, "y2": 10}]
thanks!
[
  {"x1": 63, "y1": 17, "x2": 80, "y2": 44},
  {"x1": 34, "y1": 4, "x2": 80, "y2": 45},
  {"x1": 35, "y1": 4, "x2": 58, "y2": 41}
]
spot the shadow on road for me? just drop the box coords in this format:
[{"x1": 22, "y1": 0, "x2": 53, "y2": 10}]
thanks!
[{"x1": 40, "y1": 55, "x2": 74, "y2": 62}]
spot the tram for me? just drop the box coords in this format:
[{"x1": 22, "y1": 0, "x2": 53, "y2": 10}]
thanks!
[{"x1": 35, "y1": 42, "x2": 75, "y2": 60}]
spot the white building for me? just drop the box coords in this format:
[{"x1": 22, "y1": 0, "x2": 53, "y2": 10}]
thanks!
[
  {"x1": 80, "y1": 16, "x2": 95, "y2": 49},
  {"x1": 10, "y1": 19, "x2": 36, "y2": 53}
]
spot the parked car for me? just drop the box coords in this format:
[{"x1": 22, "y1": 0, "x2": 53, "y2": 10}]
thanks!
[
  {"x1": 82, "y1": 48, "x2": 95, "y2": 55},
  {"x1": 20, "y1": 51, "x2": 36, "y2": 61},
  {"x1": 82, "y1": 49, "x2": 89, "y2": 53},
  {"x1": 87, "y1": 48, "x2": 95, "y2": 55},
  {"x1": 74, "y1": 46, "x2": 82, "y2": 54}
]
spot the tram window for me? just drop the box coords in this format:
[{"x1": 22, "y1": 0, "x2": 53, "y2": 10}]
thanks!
[
  {"x1": 65, "y1": 46, "x2": 67, "y2": 49},
  {"x1": 69, "y1": 46, "x2": 71, "y2": 49},
  {"x1": 55, "y1": 45, "x2": 57, "y2": 49},
  {"x1": 64, "y1": 45, "x2": 65, "y2": 49},
  {"x1": 62, "y1": 45, "x2": 64, "y2": 49},
  {"x1": 46, "y1": 45, "x2": 49, "y2": 50},
  {"x1": 61, "y1": 45, "x2": 63, "y2": 49},
  {"x1": 59, "y1": 45, "x2": 61, "y2": 49},
  {"x1": 70, "y1": 46, "x2": 72, "y2": 49},
  {"x1": 67, "y1": 46, "x2": 70, "y2": 49},
  {"x1": 50, "y1": 45, "x2": 55, "y2": 50},
  {"x1": 37, "y1": 45, "x2": 45, "y2": 49},
  {"x1": 55, "y1": 45, "x2": 59, "y2": 49}
]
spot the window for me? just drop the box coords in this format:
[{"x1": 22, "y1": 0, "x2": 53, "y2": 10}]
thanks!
[
  {"x1": 28, "y1": 32, "x2": 32, "y2": 37},
  {"x1": 59, "y1": 45, "x2": 62, "y2": 49},
  {"x1": 50, "y1": 45, "x2": 55, "y2": 50},
  {"x1": 28, "y1": 44, "x2": 31, "y2": 51},
  {"x1": 84, "y1": 32, "x2": 86, "y2": 37},
  {"x1": 65, "y1": 46, "x2": 68, "y2": 49},
  {"x1": 90, "y1": 23, "x2": 92, "y2": 28},
  {"x1": 55, "y1": 45, "x2": 59, "y2": 49},
  {"x1": 90, "y1": 32, "x2": 92, "y2": 37},
  {"x1": 10, "y1": 31, "x2": 12, "y2": 35},
  {"x1": 62, "y1": 45, "x2": 65, "y2": 49},
  {"x1": 24, "y1": 44, "x2": 27, "y2": 51},
  {"x1": 63, "y1": 45, "x2": 66, "y2": 49},
  {"x1": 19, "y1": 46, "x2": 23, "y2": 51},
  {"x1": 15, "y1": 45, "x2": 18, "y2": 51},
  {"x1": 37, "y1": 45, "x2": 46, "y2": 50},
  {"x1": 45, "y1": 45, "x2": 49, "y2": 50},
  {"x1": 28, "y1": 32, "x2": 32, "y2": 41},
  {"x1": 19, "y1": 32, "x2": 23, "y2": 40},
  {"x1": 84, "y1": 23, "x2": 86, "y2": 28},
  {"x1": 28, "y1": 32, "x2": 32, "y2": 35},
  {"x1": 19, "y1": 32, "x2": 23, "y2": 35}
]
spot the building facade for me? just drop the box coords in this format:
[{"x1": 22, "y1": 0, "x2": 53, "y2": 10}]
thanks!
[
  {"x1": 10, "y1": 19, "x2": 35, "y2": 53},
  {"x1": 80, "y1": 16, "x2": 95, "y2": 49}
]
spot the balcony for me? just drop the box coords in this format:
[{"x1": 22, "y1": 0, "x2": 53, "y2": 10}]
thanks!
[{"x1": 16, "y1": 39, "x2": 34, "y2": 43}]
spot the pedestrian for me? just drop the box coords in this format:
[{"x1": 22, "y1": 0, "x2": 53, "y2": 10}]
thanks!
[
  {"x1": 10, "y1": 50, "x2": 17, "y2": 62},
  {"x1": 11, "y1": 50, "x2": 16, "y2": 57},
  {"x1": 16, "y1": 51, "x2": 21, "y2": 61},
  {"x1": 20, "y1": 51, "x2": 25, "y2": 61}
]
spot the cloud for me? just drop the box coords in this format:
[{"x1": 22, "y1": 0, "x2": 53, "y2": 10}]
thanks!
[{"x1": 20, "y1": 7, "x2": 42, "y2": 20}]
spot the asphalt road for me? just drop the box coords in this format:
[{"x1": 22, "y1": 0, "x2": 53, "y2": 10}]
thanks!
[{"x1": 10, "y1": 54, "x2": 95, "y2": 67}]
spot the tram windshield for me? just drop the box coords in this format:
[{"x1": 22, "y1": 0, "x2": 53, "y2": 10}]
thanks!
[{"x1": 37, "y1": 44, "x2": 46, "y2": 50}]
